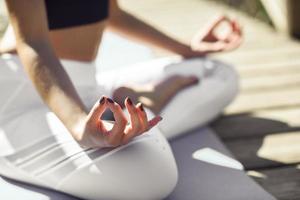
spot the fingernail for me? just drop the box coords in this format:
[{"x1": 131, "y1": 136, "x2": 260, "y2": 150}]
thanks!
[
  {"x1": 99, "y1": 96, "x2": 106, "y2": 105},
  {"x1": 126, "y1": 97, "x2": 133, "y2": 105},
  {"x1": 139, "y1": 103, "x2": 144, "y2": 112},
  {"x1": 193, "y1": 78, "x2": 199, "y2": 84},
  {"x1": 107, "y1": 98, "x2": 114, "y2": 104},
  {"x1": 191, "y1": 77, "x2": 198, "y2": 82}
]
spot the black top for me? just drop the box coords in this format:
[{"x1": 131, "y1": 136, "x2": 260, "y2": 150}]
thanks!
[{"x1": 45, "y1": 0, "x2": 109, "y2": 30}]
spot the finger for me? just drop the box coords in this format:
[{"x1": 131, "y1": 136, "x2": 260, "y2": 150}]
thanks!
[
  {"x1": 87, "y1": 96, "x2": 107, "y2": 124},
  {"x1": 223, "y1": 19, "x2": 243, "y2": 42},
  {"x1": 148, "y1": 116, "x2": 163, "y2": 128},
  {"x1": 221, "y1": 30, "x2": 237, "y2": 43},
  {"x1": 194, "y1": 15, "x2": 228, "y2": 44},
  {"x1": 106, "y1": 98, "x2": 127, "y2": 145},
  {"x1": 209, "y1": 15, "x2": 228, "y2": 32},
  {"x1": 204, "y1": 31, "x2": 219, "y2": 42},
  {"x1": 126, "y1": 98, "x2": 143, "y2": 134},
  {"x1": 122, "y1": 115, "x2": 162, "y2": 145},
  {"x1": 231, "y1": 19, "x2": 242, "y2": 36},
  {"x1": 225, "y1": 35, "x2": 242, "y2": 51},
  {"x1": 136, "y1": 103, "x2": 149, "y2": 133},
  {"x1": 218, "y1": 20, "x2": 239, "y2": 42},
  {"x1": 224, "y1": 29, "x2": 243, "y2": 49},
  {"x1": 122, "y1": 98, "x2": 143, "y2": 144},
  {"x1": 193, "y1": 41, "x2": 227, "y2": 53},
  {"x1": 215, "y1": 17, "x2": 242, "y2": 43}
]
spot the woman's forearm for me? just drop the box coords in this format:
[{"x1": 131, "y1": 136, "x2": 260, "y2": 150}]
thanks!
[
  {"x1": 107, "y1": 9, "x2": 193, "y2": 56},
  {"x1": 17, "y1": 42, "x2": 88, "y2": 134}
]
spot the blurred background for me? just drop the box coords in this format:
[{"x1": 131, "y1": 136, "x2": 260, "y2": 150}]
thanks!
[{"x1": 0, "y1": 0, "x2": 275, "y2": 37}]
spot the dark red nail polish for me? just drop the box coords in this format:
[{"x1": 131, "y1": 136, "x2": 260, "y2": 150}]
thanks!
[
  {"x1": 126, "y1": 97, "x2": 133, "y2": 105},
  {"x1": 99, "y1": 96, "x2": 106, "y2": 105},
  {"x1": 107, "y1": 98, "x2": 114, "y2": 104},
  {"x1": 139, "y1": 104, "x2": 144, "y2": 112}
]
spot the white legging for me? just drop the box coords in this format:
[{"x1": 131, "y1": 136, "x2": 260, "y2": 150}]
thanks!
[
  {"x1": 0, "y1": 53, "x2": 238, "y2": 200},
  {"x1": 0, "y1": 54, "x2": 178, "y2": 200}
]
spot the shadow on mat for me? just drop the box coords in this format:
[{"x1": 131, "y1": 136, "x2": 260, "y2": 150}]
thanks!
[
  {"x1": 211, "y1": 113, "x2": 300, "y2": 199},
  {"x1": 1, "y1": 176, "x2": 82, "y2": 200},
  {"x1": 212, "y1": 112, "x2": 300, "y2": 169}
]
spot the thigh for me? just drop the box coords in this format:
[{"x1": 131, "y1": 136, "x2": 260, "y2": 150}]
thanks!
[
  {"x1": 53, "y1": 126, "x2": 178, "y2": 200},
  {"x1": 1, "y1": 105, "x2": 178, "y2": 200},
  {"x1": 99, "y1": 57, "x2": 239, "y2": 139}
]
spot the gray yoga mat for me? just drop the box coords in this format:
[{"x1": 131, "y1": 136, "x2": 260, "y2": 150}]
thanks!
[
  {"x1": 0, "y1": 128, "x2": 275, "y2": 200},
  {"x1": 0, "y1": 176, "x2": 78, "y2": 200},
  {"x1": 166, "y1": 127, "x2": 276, "y2": 200}
]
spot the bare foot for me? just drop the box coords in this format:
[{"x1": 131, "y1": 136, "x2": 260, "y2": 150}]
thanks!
[{"x1": 112, "y1": 75, "x2": 199, "y2": 114}]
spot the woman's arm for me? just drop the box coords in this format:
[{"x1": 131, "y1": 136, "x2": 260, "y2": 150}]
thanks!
[
  {"x1": 5, "y1": 0, "x2": 162, "y2": 148},
  {"x1": 107, "y1": 1, "x2": 242, "y2": 57},
  {"x1": 107, "y1": 0, "x2": 194, "y2": 57},
  {"x1": 5, "y1": 0, "x2": 88, "y2": 135}
]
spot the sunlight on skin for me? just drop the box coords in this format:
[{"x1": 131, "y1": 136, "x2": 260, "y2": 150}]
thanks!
[
  {"x1": 247, "y1": 170, "x2": 267, "y2": 179},
  {"x1": 257, "y1": 132, "x2": 300, "y2": 163}
]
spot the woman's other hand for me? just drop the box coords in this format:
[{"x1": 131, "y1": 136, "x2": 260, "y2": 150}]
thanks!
[
  {"x1": 183, "y1": 15, "x2": 242, "y2": 58},
  {"x1": 73, "y1": 96, "x2": 162, "y2": 148}
]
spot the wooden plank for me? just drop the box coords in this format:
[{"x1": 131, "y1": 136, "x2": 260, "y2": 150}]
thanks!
[
  {"x1": 223, "y1": 131, "x2": 300, "y2": 169},
  {"x1": 120, "y1": 0, "x2": 272, "y2": 34},
  {"x1": 226, "y1": 87, "x2": 300, "y2": 114},
  {"x1": 248, "y1": 165, "x2": 300, "y2": 200},
  {"x1": 213, "y1": 107, "x2": 300, "y2": 139},
  {"x1": 237, "y1": 61, "x2": 300, "y2": 78},
  {"x1": 120, "y1": 0, "x2": 281, "y2": 50},
  {"x1": 241, "y1": 73, "x2": 300, "y2": 93},
  {"x1": 214, "y1": 47, "x2": 300, "y2": 66},
  {"x1": 252, "y1": 108, "x2": 300, "y2": 127},
  {"x1": 237, "y1": 38, "x2": 297, "y2": 52},
  {"x1": 218, "y1": 42, "x2": 300, "y2": 58},
  {"x1": 213, "y1": 113, "x2": 291, "y2": 139}
]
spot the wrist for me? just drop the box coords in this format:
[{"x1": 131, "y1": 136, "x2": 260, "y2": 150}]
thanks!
[
  {"x1": 177, "y1": 44, "x2": 206, "y2": 58},
  {"x1": 173, "y1": 43, "x2": 191, "y2": 56},
  {"x1": 68, "y1": 112, "x2": 88, "y2": 141}
]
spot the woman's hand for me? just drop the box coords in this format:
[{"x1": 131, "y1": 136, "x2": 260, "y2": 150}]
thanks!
[
  {"x1": 183, "y1": 15, "x2": 242, "y2": 58},
  {"x1": 73, "y1": 96, "x2": 162, "y2": 148}
]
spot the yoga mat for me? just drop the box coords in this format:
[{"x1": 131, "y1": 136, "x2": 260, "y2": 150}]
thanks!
[
  {"x1": 0, "y1": 128, "x2": 275, "y2": 200},
  {"x1": 0, "y1": 176, "x2": 78, "y2": 200},
  {"x1": 166, "y1": 127, "x2": 276, "y2": 200}
]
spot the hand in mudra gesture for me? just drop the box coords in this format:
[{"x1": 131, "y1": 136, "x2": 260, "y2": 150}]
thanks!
[
  {"x1": 73, "y1": 96, "x2": 162, "y2": 148},
  {"x1": 191, "y1": 15, "x2": 243, "y2": 54}
]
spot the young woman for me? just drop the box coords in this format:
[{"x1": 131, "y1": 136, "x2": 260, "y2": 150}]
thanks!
[{"x1": 0, "y1": 0, "x2": 242, "y2": 199}]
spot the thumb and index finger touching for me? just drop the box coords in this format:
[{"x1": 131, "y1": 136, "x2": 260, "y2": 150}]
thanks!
[{"x1": 88, "y1": 96, "x2": 162, "y2": 138}]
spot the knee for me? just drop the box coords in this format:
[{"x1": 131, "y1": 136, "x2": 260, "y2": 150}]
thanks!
[
  {"x1": 117, "y1": 135, "x2": 178, "y2": 200},
  {"x1": 58, "y1": 129, "x2": 178, "y2": 200}
]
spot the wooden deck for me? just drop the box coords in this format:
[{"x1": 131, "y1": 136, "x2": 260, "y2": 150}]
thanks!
[{"x1": 121, "y1": 0, "x2": 300, "y2": 199}]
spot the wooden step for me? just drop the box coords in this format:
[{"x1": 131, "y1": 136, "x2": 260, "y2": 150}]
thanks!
[
  {"x1": 215, "y1": 47, "x2": 300, "y2": 66},
  {"x1": 226, "y1": 87, "x2": 300, "y2": 114},
  {"x1": 223, "y1": 131, "x2": 300, "y2": 169},
  {"x1": 248, "y1": 165, "x2": 300, "y2": 200},
  {"x1": 241, "y1": 73, "x2": 300, "y2": 93},
  {"x1": 237, "y1": 61, "x2": 300, "y2": 78},
  {"x1": 213, "y1": 107, "x2": 300, "y2": 139}
]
